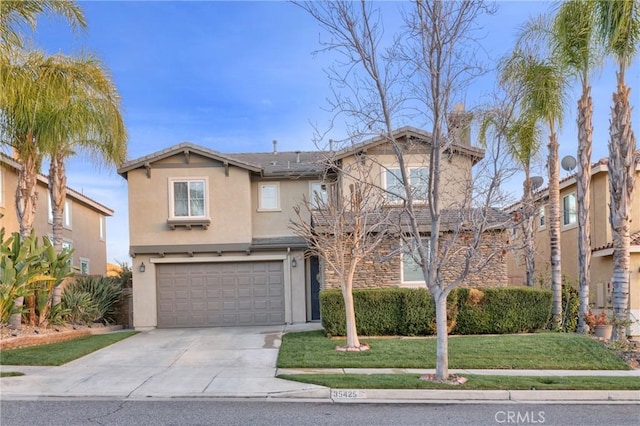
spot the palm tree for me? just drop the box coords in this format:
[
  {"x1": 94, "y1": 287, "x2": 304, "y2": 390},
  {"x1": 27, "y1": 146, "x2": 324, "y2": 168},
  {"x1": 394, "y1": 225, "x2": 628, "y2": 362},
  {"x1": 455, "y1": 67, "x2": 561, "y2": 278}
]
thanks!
[
  {"x1": 0, "y1": 0, "x2": 85, "y2": 54},
  {"x1": 479, "y1": 103, "x2": 541, "y2": 287},
  {"x1": 552, "y1": 0, "x2": 600, "y2": 333},
  {"x1": 502, "y1": 47, "x2": 566, "y2": 328},
  {"x1": 41, "y1": 54, "x2": 127, "y2": 252},
  {"x1": 596, "y1": 0, "x2": 639, "y2": 341}
]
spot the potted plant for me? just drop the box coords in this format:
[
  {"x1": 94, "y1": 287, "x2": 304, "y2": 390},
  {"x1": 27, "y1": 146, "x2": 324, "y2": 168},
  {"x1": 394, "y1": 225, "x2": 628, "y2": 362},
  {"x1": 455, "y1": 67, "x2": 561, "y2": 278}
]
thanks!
[{"x1": 584, "y1": 310, "x2": 613, "y2": 339}]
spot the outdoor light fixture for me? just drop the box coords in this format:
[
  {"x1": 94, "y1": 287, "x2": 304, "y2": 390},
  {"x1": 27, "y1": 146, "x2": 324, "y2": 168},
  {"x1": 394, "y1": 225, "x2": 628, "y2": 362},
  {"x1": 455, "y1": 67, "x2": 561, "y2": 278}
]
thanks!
[
  {"x1": 291, "y1": 258, "x2": 297, "y2": 268},
  {"x1": 139, "y1": 262, "x2": 146, "y2": 273}
]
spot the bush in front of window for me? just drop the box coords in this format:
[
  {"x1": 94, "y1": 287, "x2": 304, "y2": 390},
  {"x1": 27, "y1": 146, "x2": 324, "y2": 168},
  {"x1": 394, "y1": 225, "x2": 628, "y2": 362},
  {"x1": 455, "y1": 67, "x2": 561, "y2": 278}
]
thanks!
[{"x1": 320, "y1": 287, "x2": 552, "y2": 336}]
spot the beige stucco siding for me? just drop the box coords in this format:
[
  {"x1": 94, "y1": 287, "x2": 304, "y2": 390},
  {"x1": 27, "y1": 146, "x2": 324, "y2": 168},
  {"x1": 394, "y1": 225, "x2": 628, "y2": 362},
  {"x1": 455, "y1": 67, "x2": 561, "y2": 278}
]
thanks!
[
  {"x1": 251, "y1": 178, "x2": 312, "y2": 238},
  {"x1": 1, "y1": 163, "x2": 109, "y2": 275},
  {"x1": 339, "y1": 150, "x2": 472, "y2": 210},
  {"x1": 127, "y1": 162, "x2": 253, "y2": 246}
]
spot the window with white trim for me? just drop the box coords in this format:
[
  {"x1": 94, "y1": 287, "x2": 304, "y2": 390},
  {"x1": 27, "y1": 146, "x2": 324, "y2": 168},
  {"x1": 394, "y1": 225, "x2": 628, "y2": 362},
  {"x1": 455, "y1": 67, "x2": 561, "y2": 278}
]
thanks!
[
  {"x1": 259, "y1": 183, "x2": 280, "y2": 211},
  {"x1": 309, "y1": 182, "x2": 328, "y2": 209},
  {"x1": 99, "y1": 216, "x2": 106, "y2": 241},
  {"x1": 62, "y1": 240, "x2": 73, "y2": 266},
  {"x1": 48, "y1": 193, "x2": 53, "y2": 223},
  {"x1": 562, "y1": 193, "x2": 577, "y2": 227},
  {"x1": 384, "y1": 167, "x2": 428, "y2": 203},
  {"x1": 169, "y1": 178, "x2": 207, "y2": 218},
  {"x1": 63, "y1": 199, "x2": 72, "y2": 229},
  {"x1": 80, "y1": 258, "x2": 90, "y2": 275},
  {"x1": 402, "y1": 238, "x2": 430, "y2": 283},
  {"x1": 538, "y1": 205, "x2": 546, "y2": 230},
  {"x1": 47, "y1": 195, "x2": 72, "y2": 228}
]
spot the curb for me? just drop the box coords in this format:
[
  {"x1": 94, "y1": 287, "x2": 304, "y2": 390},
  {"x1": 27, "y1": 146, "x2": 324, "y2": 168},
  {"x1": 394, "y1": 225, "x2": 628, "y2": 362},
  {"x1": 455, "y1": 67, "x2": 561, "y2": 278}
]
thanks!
[{"x1": 326, "y1": 389, "x2": 640, "y2": 403}]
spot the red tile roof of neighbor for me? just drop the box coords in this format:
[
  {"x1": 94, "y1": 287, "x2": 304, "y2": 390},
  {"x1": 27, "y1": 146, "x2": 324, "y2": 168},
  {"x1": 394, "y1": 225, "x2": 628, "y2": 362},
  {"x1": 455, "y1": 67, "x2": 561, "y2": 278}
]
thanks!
[{"x1": 592, "y1": 230, "x2": 640, "y2": 252}]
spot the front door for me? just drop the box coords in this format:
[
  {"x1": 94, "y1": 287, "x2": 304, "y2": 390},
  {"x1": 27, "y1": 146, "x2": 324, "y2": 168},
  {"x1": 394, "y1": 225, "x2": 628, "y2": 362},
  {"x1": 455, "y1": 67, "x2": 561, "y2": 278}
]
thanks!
[{"x1": 310, "y1": 256, "x2": 321, "y2": 321}]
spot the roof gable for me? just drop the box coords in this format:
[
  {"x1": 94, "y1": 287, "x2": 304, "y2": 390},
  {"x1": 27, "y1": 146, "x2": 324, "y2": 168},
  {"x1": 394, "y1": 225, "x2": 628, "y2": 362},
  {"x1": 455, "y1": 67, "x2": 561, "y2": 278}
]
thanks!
[
  {"x1": 117, "y1": 142, "x2": 263, "y2": 178},
  {"x1": 332, "y1": 126, "x2": 484, "y2": 163}
]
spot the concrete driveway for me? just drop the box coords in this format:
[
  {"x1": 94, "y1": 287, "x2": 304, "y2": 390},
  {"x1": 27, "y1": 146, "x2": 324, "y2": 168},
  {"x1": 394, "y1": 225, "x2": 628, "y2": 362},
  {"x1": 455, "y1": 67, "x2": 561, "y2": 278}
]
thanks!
[{"x1": 0, "y1": 324, "x2": 327, "y2": 399}]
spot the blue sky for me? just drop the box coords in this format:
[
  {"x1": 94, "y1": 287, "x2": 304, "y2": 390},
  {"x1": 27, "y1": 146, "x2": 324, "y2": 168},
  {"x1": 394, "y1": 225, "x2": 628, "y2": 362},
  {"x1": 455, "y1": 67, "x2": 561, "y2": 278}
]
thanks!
[{"x1": 8, "y1": 0, "x2": 639, "y2": 264}]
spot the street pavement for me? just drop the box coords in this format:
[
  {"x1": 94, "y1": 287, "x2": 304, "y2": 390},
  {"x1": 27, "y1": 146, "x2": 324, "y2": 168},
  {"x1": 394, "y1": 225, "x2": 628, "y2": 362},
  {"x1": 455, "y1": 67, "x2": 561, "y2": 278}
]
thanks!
[{"x1": 1, "y1": 323, "x2": 638, "y2": 403}]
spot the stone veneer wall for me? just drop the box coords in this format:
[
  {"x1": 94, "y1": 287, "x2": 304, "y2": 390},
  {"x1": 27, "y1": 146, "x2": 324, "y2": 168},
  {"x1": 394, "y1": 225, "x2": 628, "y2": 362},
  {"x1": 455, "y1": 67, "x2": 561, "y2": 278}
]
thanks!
[{"x1": 322, "y1": 231, "x2": 508, "y2": 290}]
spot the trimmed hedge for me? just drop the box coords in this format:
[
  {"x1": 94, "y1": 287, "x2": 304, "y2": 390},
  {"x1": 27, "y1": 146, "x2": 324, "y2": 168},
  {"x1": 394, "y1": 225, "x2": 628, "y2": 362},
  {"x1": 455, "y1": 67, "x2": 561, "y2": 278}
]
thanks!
[{"x1": 320, "y1": 287, "x2": 552, "y2": 336}]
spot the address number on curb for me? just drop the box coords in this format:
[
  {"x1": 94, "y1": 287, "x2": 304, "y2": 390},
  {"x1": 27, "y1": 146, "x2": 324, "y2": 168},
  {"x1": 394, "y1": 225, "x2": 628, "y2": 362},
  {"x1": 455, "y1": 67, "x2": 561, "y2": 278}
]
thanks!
[{"x1": 331, "y1": 390, "x2": 366, "y2": 399}]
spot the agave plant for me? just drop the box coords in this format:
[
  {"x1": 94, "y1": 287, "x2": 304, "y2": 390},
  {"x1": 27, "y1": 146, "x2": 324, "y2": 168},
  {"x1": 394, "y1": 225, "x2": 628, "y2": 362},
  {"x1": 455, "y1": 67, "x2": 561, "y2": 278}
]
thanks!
[{"x1": 62, "y1": 276, "x2": 123, "y2": 324}]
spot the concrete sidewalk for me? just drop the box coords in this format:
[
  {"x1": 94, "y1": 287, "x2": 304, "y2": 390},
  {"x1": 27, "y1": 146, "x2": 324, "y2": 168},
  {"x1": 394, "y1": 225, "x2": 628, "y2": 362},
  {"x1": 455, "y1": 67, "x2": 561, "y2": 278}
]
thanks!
[{"x1": 1, "y1": 324, "x2": 639, "y2": 403}]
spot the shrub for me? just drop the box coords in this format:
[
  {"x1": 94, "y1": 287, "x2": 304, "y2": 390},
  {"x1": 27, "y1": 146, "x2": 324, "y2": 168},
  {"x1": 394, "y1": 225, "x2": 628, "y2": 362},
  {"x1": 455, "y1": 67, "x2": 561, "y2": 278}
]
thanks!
[
  {"x1": 61, "y1": 290, "x2": 97, "y2": 324},
  {"x1": 61, "y1": 276, "x2": 123, "y2": 324},
  {"x1": 544, "y1": 280, "x2": 580, "y2": 332},
  {"x1": 320, "y1": 286, "x2": 552, "y2": 336},
  {"x1": 454, "y1": 287, "x2": 552, "y2": 334}
]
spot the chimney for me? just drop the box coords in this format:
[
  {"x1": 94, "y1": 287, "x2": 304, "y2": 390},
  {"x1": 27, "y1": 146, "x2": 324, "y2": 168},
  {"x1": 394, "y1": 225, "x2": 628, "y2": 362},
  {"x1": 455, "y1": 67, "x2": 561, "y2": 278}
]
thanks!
[
  {"x1": 295, "y1": 151, "x2": 301, "y2": 163},
  {"x1": 329, "y1": 139, "x2": 334, "y2": 151},
  {"x1": 272, "y1": 140, "x2": 278, "y2": 155},
  {"x1": 447, "y1": 103, "x2": 472, "y2": 146}
]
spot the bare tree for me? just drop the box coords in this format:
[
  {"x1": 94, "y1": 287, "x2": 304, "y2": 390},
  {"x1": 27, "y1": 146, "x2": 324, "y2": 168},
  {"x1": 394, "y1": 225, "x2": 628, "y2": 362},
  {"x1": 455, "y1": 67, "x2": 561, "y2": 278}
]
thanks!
[
  {"x1": 298, "y1": 0, "x2": 511, "y2": 382},
  {"x1": 291, "y1": 156, "x2": 392, "y2": 351}
]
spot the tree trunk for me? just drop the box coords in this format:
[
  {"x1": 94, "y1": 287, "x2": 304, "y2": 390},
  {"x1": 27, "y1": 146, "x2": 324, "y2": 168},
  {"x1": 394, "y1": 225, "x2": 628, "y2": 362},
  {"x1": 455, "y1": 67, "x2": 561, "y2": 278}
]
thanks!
[
  {"x1": 7, "y1": 296, "x2": 24, "y2": 330},
  {"x1": 434, "y1": 289, "x2": 449, "y2": 381},
  {"x1": 576, "y1": 86, "x2": 593, "y2": 334},
  {"x1": 548, "y1": 132, "x2": 563, "y2": 329},
  {"x1": 342, "y1": 283, "x2": 361, "y2": 349},
  {"x1": 608, "y1": 74, "x2": 636, "y2": 341},
  {"x1": 11, "y1": 136, "x2": 40, "y2": 330},
  {"x1": 15, "y1": 143, "x2": 39, "y2": 238},
  {"x1": 49, "y1": 152, "x2": 67, "y2": 252},
  {"x1": 49, "y1": 153, "x2": 68, "y2": 306},
  {"x1": 522, "y1": 173, "x2": 535, "y2": 287}
]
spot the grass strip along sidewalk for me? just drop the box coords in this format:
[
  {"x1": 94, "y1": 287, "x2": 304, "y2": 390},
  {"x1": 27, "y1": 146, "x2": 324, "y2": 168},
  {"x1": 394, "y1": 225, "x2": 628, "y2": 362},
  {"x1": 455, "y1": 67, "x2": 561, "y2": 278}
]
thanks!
[
  {"x1": 279, "y1": 373, "x2": 640, "y2": 390},
  {"x1": 277, "y1": 331, "x2": 637, "y2": 390},
  {"x1": 277, "y1": 331, "x2": 631, "y2": 370},
  {"x1": 0, "y1": 331, "x2": 137, "y2": 366}
]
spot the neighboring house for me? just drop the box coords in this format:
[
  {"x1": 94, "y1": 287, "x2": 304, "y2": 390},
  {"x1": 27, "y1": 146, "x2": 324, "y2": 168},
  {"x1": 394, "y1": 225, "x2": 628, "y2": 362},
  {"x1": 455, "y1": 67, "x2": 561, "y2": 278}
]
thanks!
[
  {"x1": 118, "y1": 122, "x2": 509, "y2": 330},
  {"x1": 0, "y1": 153, "x2": 113, "y2": 275},
  {"x1": 506, "y1": 153, "x2": 640, "y2": 338}
]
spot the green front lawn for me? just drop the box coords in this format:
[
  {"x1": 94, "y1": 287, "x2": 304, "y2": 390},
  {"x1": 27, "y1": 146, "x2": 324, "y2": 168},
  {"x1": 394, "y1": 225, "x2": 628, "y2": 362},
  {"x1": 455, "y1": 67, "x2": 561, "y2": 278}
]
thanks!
[
  {"x1": 0, "y1": 331, "x2": 137, "y2": 366},
  {"x1": 279, "y1": 374, "x2": 640, "y2": 390},
  {"x1": 277, "y1": 331, "x2": 631, "y2": 370}
]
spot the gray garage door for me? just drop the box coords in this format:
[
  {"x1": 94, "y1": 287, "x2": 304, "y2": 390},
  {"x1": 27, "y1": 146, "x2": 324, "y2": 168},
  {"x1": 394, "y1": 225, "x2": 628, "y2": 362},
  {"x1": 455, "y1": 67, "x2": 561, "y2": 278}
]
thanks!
[{"x1": 156, "y1": 261, "x2": 285, "y2": 327}]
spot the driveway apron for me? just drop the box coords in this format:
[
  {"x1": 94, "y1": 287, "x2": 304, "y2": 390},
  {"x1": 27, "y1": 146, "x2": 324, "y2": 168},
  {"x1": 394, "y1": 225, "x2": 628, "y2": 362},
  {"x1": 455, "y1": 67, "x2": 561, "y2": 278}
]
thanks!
[{"x1": 0, "y1": 324, "x2": 325, "y2": 399}]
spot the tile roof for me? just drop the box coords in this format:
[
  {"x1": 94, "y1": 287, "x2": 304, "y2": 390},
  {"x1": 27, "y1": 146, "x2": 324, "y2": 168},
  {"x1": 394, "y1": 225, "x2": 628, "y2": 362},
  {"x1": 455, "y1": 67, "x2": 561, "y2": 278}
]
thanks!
[
  {"x1": 592, "y1": 230, "x2": 640, "y2": 252},
  {"x1": 313, "y1": 206, "x2": 511, "y2": 233}
]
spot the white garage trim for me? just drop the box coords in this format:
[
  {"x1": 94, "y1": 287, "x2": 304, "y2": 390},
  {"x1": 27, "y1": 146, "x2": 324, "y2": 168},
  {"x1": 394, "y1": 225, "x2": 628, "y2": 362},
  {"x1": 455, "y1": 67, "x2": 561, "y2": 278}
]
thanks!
[{"x1": 149, "y1": 255, "x2": 287, "y2": 264}]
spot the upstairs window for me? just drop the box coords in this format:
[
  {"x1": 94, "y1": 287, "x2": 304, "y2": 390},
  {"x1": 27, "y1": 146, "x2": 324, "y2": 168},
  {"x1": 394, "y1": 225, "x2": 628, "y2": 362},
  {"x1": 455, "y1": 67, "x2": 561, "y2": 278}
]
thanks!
[
  {"x1": 99, "y1": 216, "x2": 106, "y2": 241},
  {"x1": 310, "y1": 182, "x2": 328, "y2": 209},
  {"x1": 539, "y1": 205, "x2": 546, "y2": 230},
  {"x1": 259, "y1": 183, "x2": 280, "y2": 211},
  {"x1": 562, "y1": 193, "x2": 577, "y2": 227},
  {"x1": 64, "y1": 199, "x2": 72, "y2": 229},
  {"x1": 47, "y1": 195, "x2": 72, "y2": 228},
  {"x1": 170, "y1": 178, "x2": 207, "y2": 218},
  {"x1": 384, "y1": 167, "x2": 429, "y2": 203}
]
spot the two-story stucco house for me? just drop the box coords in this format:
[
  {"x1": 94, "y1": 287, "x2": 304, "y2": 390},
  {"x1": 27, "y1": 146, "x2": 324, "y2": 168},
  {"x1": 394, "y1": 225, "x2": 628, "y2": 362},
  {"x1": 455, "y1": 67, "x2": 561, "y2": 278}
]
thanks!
[
  {"x1": 0, "y1": 153, "x2": 113, "y2": 275},
  {"x1": 118, "y1": 123, "x2": 509, "y2": 330},
  {"x1": 506, "y1": 153, "x2": 640, "y2": 338}
]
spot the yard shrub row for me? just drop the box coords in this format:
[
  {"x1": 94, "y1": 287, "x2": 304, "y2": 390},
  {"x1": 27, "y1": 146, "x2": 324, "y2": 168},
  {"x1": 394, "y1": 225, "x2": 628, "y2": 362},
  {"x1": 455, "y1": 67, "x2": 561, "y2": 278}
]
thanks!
[{"x1": 320, "y1": 287, "x2": 552, "y2": 336}]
